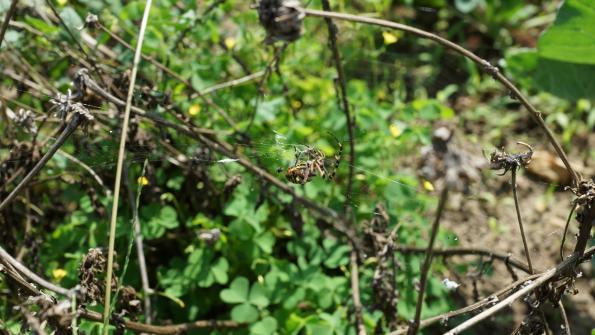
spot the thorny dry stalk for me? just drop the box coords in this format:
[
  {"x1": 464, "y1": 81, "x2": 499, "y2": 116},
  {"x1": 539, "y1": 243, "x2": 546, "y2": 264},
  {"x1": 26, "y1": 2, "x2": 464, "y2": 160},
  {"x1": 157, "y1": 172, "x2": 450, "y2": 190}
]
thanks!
[
  {"x1": 0, "y1": 0, "x2": 19, "y2": 49},
  {"x1": 301, "y1": 8, "x2": 579, "y2": 187},
  {"x1": 0, "y1": 244, "x2": 245, "y2": 334},
  {"x1": 407, "y1": 187, "x2": 449, "y2": 335},
  {"x1": 102, "y1": 1, "x2": 152, "y2": 333}
]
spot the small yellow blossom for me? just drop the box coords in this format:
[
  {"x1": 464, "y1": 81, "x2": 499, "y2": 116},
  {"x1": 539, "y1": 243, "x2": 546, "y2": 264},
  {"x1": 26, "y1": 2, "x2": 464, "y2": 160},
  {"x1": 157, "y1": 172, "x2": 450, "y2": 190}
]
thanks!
[
  {"x1": 224, "y1": 37, "x2": 236, "y2": 50},
  {"x1": 389, "y1": 124, "x2": 402, "y2": 138},
  {"x1": 137, "y1": 176, "x2": 149, "y2": 186},
  {"x1": 188, "y1": 104, "x2": 201, "y2": 116},
  {"x1": 57, "y1": 0, "x2": 67, "y2": 5},
  {"x1": 291, "y1": 100, "x2": 302, "y2": 109},
  {"x1": 52, "y1": 268, "x2": 67, "y2": 281},
  {"x1": 423, "y1": 180, "x2": 435, "y2": 192},
  {"x1": 382, "y1": 31, "x2": 398, "y2": 45}
]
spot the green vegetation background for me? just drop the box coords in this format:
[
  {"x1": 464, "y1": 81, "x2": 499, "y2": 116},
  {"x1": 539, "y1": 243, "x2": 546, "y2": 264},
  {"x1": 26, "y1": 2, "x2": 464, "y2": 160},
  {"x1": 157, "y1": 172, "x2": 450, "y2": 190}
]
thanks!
[{"x1": 1, "y1": 0, "x2": 594, "y2": 334}]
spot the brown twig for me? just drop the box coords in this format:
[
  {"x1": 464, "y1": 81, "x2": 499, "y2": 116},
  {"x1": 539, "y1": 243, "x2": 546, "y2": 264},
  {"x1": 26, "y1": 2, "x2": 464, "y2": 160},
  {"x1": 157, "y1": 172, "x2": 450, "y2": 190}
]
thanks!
[
  {"x1": 321, "y1": 0, "x2": 355, "y2": 212},
  {"x1": 558, "y1": 300, "x2": 570, "y2": 335},
  {"x1": 0, "y1": 245, "x2": 70, "y2": 296},
  {"x1": 301, "y1": 8, "x2": 579, "y2": 187},
  {"x1": 0, "y1": 0, "x2": 19, "y2": 49},
  {"x1": 349, "y1": 246, "x2": 366, "y2": 335},
  {"x1": 560, "y1": 203, "x2": 577, "y2": 261},
  {"x1": 0, "y1": 114, "x2": 82, "y2": 212},
  {"x1": 511, "y1": 168, "x2": 533, "y2": 273},
  {"x1": 388, "y1": 273, "x2": 543, "y2": 335},
  {"x1": 408, "y1": 187, "x2": 449, "y2": 335},
  {"x1": 444, "y1": 246, "x2": 595, "y2": 335},
  {"x1": 395, "y1": 246, "x2": 532, "y2": 274}
]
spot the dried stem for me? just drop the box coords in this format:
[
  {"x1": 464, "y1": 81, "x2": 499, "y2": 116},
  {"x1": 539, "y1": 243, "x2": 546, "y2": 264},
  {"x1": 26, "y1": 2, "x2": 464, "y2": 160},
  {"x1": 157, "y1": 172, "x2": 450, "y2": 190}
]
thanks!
[
  {"x1": 560, "y1": 203, "x2": 577, "y2": 261},
  {"x1": 511, "y1": 168, "x2": 533, "y2": 273},
  {"x1": 558, "y1": 300, "x2": 571, "y2": 335},
  {"x1": 0, "y1": 245, "x2": 70, "y2": 296},
  {"x1": 408, "y1": 187, "x2": 449, "y2": 335},
  {"x1": 0, "y1": 245, "x2": 244, "y2": 333},
  {"x1": 396, "y1": 246, "x2": 532, "y2": 274},
  {"x1": 102, "y1": 1, "x2": 152, "y2": 333},
  {"x1": 321, "y1": 0, "x2": 356, "y2": 212},
  {"x1": 0, "y1": 114, "x2": 81, "y2": 212},
  {"x1": 349, "y1": 246, "x2": 366, "y2": 335},
  {"x1": 389, "y1": 273, "x2": 543, "y2": 335},
  {"x1": 302, "y1": 8, "x2": 579, "y2": 187},
  {"x1": 444, "y1": 247, "x2": 595, "y2": 335},
  {"x1": 0, "y1": 0, "x2": 19, "y2": 49},
  {"x1": 123, "y1": 164, "x2": 152, "y2": 323}
]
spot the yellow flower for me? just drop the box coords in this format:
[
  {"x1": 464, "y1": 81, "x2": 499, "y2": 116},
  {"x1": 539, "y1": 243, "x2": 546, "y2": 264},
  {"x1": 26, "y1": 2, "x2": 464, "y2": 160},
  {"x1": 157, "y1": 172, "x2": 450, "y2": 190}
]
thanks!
[
  {"x1": 423, "y1": 180, "x2": 435, "y2": 192},
  {"x1": 52, "y1": 268, "x2": 67, "y2": 281},
  {"x1": 382, "y1": 31, "x2": 398, "y2": 45},
  {"x1": 137, "y1": 176, "x2": 149, "y2": 186},
  {"x1": 389, "y1": 124, "x2": 402, "y2": 138},
  {"x1": 188, "y1": 104, "x2": 201, "y2": 116},
  {"x1": 224, "y1": 37, "x2": 236, "y2": 50},
  {"x1": 291, "y1": 100, "x2": 302, "y2": 109},
  {"x1": 57, "y1": 0, "x2": 67, "y2": 5}
]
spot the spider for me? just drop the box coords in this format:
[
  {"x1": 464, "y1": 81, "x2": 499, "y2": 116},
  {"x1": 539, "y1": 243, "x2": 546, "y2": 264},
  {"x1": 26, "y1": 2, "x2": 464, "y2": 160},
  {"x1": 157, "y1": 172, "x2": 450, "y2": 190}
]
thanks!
[{"x1": 278, "y1": 134, "x2": 343, "y2": 184}]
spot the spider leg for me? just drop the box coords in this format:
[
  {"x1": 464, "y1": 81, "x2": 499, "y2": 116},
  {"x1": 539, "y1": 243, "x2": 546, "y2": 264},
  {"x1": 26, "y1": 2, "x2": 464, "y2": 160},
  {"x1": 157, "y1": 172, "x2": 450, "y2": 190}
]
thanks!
[{"x1": 315, "y1": 162, "x2": 326, "y2": 179}]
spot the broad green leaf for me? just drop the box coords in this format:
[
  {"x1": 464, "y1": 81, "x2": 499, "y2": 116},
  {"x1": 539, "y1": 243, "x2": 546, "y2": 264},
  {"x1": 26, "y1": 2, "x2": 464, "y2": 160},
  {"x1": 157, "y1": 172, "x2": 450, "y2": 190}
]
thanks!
[
  {"x1": 250, "y1": 316, "x2": 278, "y2": 335},
  {"x1": 505, "y1": 49, "x2": 595, "y2": 100},
  {"x1": 248, "y1": 283, "x2": 269, "y2": 308},
  {"x1": 212, "y1": 258, "x2": 229, "y2": 284},
  {"x1": 255, "y1": 231, "x2": 275, "y2": 254},
  {"x1": 220, "y1": 277, "x2": 249, "y2": 304},
  {"x1": 538, "y1": 0, "x2": 595, "y2": 65},
  {"x1": 59, "y1": 7, "x2": 83, "y2": 32},
  {"x1": 230, "y1": 303, "x2": 259, "y2": 323}
]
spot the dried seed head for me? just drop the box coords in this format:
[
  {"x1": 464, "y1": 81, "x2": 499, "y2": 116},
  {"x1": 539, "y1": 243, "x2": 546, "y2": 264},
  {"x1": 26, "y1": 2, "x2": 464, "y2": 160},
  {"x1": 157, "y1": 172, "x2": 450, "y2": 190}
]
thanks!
[
  {"x1": 78, "y1": 248, "x2": 117, "y2": 304},
  {"x1": 489, "y1": 142, "x2": 533, "y2": 176},
  {"x1": 257, "y1": 0, "x2": 304, "y2": 44}
]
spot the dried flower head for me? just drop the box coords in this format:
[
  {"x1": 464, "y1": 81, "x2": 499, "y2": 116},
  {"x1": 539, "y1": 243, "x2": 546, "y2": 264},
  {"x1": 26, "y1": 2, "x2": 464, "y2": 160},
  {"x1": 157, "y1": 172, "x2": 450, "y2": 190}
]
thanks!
[
  {"x1": 489, "y1": 142, "x2": 533, "y2": 176},
  {"x1": 569, "y1": 179, "x2": 595, "y2": 208},
  {"x1": 78, "y1": 248, "x2": 117, "y2": 304},
  {"x1": 257, "y1": 0, "x2": 304, "y2": 44}
]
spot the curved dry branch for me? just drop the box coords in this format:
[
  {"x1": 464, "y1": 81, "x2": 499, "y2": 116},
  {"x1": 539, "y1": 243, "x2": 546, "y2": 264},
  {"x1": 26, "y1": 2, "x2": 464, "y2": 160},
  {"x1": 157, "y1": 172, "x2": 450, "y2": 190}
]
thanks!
[{"x1": 301, "y1": 8, "x2": 579, "y2": 187}]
